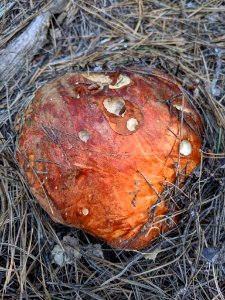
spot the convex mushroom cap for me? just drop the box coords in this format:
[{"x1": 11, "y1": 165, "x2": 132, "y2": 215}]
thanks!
[{"x1": 16, "y1": 70, "x2": 203, "y2": 250}]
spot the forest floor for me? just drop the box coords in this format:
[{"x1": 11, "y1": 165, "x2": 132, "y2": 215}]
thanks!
[{"x1": 0, "y1": 1, "x2": 224, "y2": 299}]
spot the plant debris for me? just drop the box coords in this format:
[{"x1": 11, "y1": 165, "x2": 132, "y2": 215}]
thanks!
[
  {"x1": 51, "y1": 235, "x2": 81, "y2": 267},
  {"x1": 202, "y1": 243, "x2": 225, "y2": 264}
]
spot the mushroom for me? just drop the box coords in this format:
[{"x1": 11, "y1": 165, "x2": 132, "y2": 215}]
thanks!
[{"x1": 16, "y1": 70, "x2": 202, "y2": 250}]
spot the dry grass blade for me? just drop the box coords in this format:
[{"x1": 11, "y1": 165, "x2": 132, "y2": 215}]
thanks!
[{"x1": 0, "y1": 0, "x2": 224, "y2": 299}]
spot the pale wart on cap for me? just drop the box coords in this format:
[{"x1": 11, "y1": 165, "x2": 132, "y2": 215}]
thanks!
[{"x1": 180, "y1": 140, "x2": 192, "y2": 156}]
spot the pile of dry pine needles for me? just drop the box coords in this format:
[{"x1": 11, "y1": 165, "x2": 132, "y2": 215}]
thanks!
[{"x1": 0, "y1": 0, "x2": 224, "y2": 299}]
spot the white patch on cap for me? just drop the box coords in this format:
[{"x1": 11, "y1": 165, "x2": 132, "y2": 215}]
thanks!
[
  {"x1": 82, "y1": 208, "x2": 89, "y2": 216},
  {"x1": 78, "y1": 130, "x2": 90, "y2": 143},
  {"x1": 109, "y1": 74, "x2": 131, "y2": 89},
  {"x1": 173, "y1": 104, "x2": 191, "y2": 114},
  {"x1": 127, "y1": 118, "x2": 139, "y2": 131},
  {"x1": 82, "y1": 73, "x2": 112, "y2": 84},
  {"x1": 103, "y1": 97, "x2": 126, "y2": 116},
  {"x1": 180, "y1": 140, "x2": 192, "y2": 156}
]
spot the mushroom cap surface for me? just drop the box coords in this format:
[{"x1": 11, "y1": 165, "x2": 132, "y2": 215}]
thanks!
[{"x1": 16, "y1": 70, "x2": 202, "y2": 249}]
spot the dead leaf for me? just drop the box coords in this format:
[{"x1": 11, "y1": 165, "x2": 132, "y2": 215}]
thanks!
[{"x1": 143, "y1": 247, "x2": 161, "y2": 261}]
